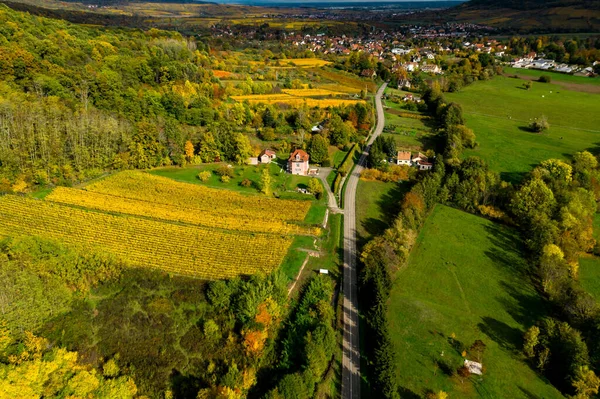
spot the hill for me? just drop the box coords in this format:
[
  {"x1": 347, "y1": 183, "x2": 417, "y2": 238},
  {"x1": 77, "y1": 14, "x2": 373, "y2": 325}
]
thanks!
[{"x1": 450, "y1": 0, "x2": 600, "y2": 31}]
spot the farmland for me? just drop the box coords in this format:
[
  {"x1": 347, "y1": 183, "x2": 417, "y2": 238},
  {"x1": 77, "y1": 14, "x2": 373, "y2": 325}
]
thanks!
[
  {"x1": 388, "y1": 205, "x2": 562, "y2": 398},
  {"x1": 0, "y1": 171, "x2": 324, "y2": 280},
  {"x1": 445, "y1": 75, "x2": 600, "y2": 182},
  {"x1": 0, "y1": 195, "x2": 292, "y2": 280},
  {"x1": 382, "y1": 88, "x2": 436, "y2": 152},
  {"x1": 231, "y1": 93, "x2": 365, "y2": 108}
]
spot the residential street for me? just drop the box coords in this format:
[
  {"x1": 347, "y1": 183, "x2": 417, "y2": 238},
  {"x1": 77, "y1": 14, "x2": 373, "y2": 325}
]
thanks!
[{"x1": 341, "y1": 82, "x2": 387, "y2": 399}]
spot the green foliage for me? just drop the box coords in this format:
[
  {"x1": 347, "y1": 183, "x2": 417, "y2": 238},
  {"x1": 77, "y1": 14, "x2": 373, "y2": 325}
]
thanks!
[
  {"x1": 307, "y1": 178, "x2": 323, "y2": 199},
  {"x1": 265, "y1": 276, "x2": 335, "y2": 397},
  {"x1": 307, "y1": 134, "x2": 329, "y2": 165},
  {"x1": 0, "y1": 236, "x2": 123, "y2": 334},
  {"x1": 530, "y1": 115, "x2": 550, "y2": 133}
]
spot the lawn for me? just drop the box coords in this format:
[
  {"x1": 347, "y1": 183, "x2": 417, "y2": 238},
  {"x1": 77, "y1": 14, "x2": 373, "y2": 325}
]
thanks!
[
  {"x1": 446, "y1": 75, "x2": 600, "y2": 182},
  {"x1": 150, "y1": 161, "x2": 311, "y2": 196},
  {"x1": 388, "y1": 205, "x2": 562, "y2": 398},
  {"x1": 580, "y1": 257, "x2": 600, "y2": 300},
  {"x1": 504, "y1": 67, "x2": 600, "y2": 86},
  {"x1": 356, "y1": 180, "x2": 408, "y2": 246}
]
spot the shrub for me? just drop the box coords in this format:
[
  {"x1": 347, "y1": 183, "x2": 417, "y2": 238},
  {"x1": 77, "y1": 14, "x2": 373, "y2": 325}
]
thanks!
[
  {"x1": 538, "y1": 75, "x2": 551, "y2": 83},
  {"x1": 239, "y1": 178, "x2": 252, "y2": 187},
  {"x1": 220, "y1": 175, "x2": 230, "y2": 183},
  {"x1": 197, "y1": 171, "x2": 211, "y2": 182},
  {"x1": 529, "y1": 115, "x2": 550, "y2": 133},
  {"x1": 215, "y1": 165, "x2": 234, "y2": 178}
]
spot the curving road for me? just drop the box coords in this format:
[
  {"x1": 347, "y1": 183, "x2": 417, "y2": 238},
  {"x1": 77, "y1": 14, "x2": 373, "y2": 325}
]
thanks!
[{"x1": 341, "y1": 82, "x2": 387, "y2": 399}]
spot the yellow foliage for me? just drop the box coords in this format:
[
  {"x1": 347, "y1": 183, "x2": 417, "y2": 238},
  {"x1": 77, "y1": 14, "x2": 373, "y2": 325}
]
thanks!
[
  {"x1": 242, "y1": 329, "x2": 268, "y2": 356},
  {"x1": 11, "y1": 179, "x2": 27, "y2": 193},
  {"x1": 0, "y1": 195, "x2": 292, "y2": 280}
]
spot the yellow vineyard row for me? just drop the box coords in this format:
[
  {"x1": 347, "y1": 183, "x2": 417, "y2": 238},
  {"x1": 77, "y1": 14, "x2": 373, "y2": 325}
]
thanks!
[
  {"x1": 0, "y1": 196, "x2": 292, "y2": 280},
  {"x1": 85, "y1": 171, "x2": 311, "y2": 222},
  {"x1": 232, "y1": 95, "x2": 364, "y2": 108},
  {"x1": 282, "y1": 88, "x2": 348, "y2": 97},
  {"x1": 46, "y1": 187, "x2": 316, "y2": 236}
]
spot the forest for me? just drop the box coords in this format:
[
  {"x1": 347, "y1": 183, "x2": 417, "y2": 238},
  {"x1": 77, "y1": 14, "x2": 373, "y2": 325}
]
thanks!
[{"x1": 0, "y1": 4, "x2": 372, "y2": 192}]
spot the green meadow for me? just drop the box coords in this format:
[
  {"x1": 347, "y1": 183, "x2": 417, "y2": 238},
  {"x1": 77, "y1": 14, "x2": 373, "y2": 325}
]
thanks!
[
  {"x1": 446, "y1": 75, "x2": 600, "y2": 182},
  {"x1": 504, "y1": 67, "x2": 600, "y2": 86},
  {"x1": 388, "y1": 205, "x2": 562, "y2": 398}
]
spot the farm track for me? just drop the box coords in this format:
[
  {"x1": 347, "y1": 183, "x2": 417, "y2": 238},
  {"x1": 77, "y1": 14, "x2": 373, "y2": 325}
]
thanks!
[{"x1": 341, "y1": 82, "x2": 387, "y2": 399}]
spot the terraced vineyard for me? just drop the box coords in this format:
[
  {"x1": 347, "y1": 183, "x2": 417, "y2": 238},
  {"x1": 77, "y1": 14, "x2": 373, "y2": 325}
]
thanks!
[
  {"x1": 0, "y1": 170, "x2": 318, "y2": 280},
  {"x1": 85, "y1": 171, "x2": 311, "y2": 222},
  {"x1": 47, "y1": 187, "x2": 315, "y2": 235},
  {"x1": 0, "y1": 195, "x2": 292, "y2": 280}
]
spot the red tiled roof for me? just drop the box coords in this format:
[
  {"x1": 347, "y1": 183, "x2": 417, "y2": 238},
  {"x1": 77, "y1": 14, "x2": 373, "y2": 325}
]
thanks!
[
  {"x1": 260, "y1": 149, "x2": 276, "y2": 157},
  {"x1": 289, "y1": 149, "x2": 309, "y2": 162},
  {"x1": 397, "y1": 151, "x2": 411, "y2": 161}
]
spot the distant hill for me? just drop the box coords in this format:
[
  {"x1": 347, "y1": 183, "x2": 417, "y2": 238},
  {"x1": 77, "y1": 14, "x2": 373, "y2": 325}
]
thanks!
[
  {"x1": 59, "y1": 0, "x2": 213, "y2": 3},
  {"x1": 449, "y1": 0, "x2": 600, "y2": 32},
  {"x1": 466, "y1": 0, "x2": 600, "y2": 11}
]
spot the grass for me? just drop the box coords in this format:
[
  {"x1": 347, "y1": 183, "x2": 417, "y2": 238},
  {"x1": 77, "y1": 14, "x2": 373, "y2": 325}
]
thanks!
[
  {"x1": 580, "y1": 256, "x2": 600, "y2": 300},
  {"x1": 355, "y1": 180, "x2": 408, "y2": 246},
  {"x1": 280, "y1": 235, "x2": 315, "y2": 281},
  {"x1": 388, "y1": 205, "x2": 562, "y2": 398},
  {"x1": 504, "y1": 67, "x2": 600, "y2": 86},
  {"x1": 445, "y1": 75, "x2": 600, "y2": 183},
  {"x1": 332, "y1": 148, "x2": 349, "y2": 168},
  {"x1": 29, "y1": 187, "x2": 54, "y2": 199},
  {"x1": 150, "y1": 162, "x2": 309, "y2": 195}
]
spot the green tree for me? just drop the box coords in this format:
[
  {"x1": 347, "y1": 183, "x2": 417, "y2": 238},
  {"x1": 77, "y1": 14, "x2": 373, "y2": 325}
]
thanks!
[
  {"x1": 308, "y1": 178, "x2": 323, "y2": 199},
  {"x1": 234, "y1": 133, "x2": 252, "y2": 165},
  {"x1": 307, "y1": 135, "x2": 329, "y2": 165}
]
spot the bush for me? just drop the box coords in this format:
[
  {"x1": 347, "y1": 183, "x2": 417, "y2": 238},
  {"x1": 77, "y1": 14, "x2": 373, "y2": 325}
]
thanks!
[
  {"x1": 538, "y1": 75, "x2": 552, "y2": 83},
  {"x1": 239, "y1": 178, "x2": 252, "y2": 187},
  {"x1": 197, "y1": 171, "x2": 211, "y2": 182},
  {"x1": 220, "y1": 175, "x2": 230, "y2": 183},
  {"x1": 529, "y1": 115, "x2": 550, "y2": 133},
  {"x1": 215, "y1": 165, "x2": 234, "y2": 178}
]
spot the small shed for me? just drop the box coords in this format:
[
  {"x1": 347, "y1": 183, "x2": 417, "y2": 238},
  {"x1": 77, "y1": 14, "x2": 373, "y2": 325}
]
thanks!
[{"x1": 464, "y1": 359, "x2": 483, "y2": 375}]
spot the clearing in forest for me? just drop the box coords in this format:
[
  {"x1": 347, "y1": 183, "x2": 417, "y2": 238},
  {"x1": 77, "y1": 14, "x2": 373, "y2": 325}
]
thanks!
[{"x1": 388, "y1": 205, "x2": 562, "y2": 398}]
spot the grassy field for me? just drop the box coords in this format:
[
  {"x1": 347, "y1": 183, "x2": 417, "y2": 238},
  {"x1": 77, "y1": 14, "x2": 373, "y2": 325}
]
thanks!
[
  {"x1": 504, "y1": 67, "x2": 600, "y2": 86},
  {"x1": 355, "y1": 180, "x2": 407, "y2": 246},
  {"x1": 150, "y1": 162, "x2": 307, "y2": 196},
  {"x1": 388, "y1": 205, "x2": 562, "y2": 398},
  {"x1": 580, "y1": 257, "x2": 600, "y2": 300},
  {"x1": 446, "y1": 75, "x2": 600, "y2": 182}
]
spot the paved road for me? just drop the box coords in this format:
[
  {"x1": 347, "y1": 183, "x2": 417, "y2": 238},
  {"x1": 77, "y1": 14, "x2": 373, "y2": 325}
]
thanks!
[{"x1": 341, "y1": 82, "x2": 387, "y2": 399}]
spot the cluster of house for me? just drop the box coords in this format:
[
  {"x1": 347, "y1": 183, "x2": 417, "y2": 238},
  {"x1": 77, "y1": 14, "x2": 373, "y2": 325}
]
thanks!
[
  {"x1": 396, "y1": 151, "x2": 433, "y2": 171},
  {"x1": 511, "y1": 53, "x2": 597, "y2": 77},
  {"x1": 250, "y1": 148, "x2": 316, "y2": 176}
]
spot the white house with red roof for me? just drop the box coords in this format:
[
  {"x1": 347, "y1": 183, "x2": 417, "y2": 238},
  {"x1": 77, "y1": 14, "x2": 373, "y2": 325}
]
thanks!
[
  {"x1": 288, "y1": 149, "x2": 310, "y2": 175},
  {"x1": 259, "y1": 149, "x2": 276, "y2": 164},
  {"x1": 413, "y1": 152, "x2": 433, "y2": 170},
  {"x1": 397, "y1": 151, "x2": 412, "y2": 166}
]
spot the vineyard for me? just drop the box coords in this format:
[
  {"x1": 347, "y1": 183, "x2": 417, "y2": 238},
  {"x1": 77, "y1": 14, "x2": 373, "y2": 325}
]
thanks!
[
  {"x1": 47, "y1": 186, "x2": 316, "y2": 235},
  {"x1": 0, "y1": 196, "x2": 292, "y2": 279},
  {"x1": 231, "y1": 93, "x2": 364, "y2": 108},
  {"x1": 85, "y1": 171, "x2": 311, "y2": 222}
]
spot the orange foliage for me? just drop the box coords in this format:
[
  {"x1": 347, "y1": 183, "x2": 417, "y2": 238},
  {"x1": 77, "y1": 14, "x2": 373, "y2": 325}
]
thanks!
[
  {"x1": 255, "y1": 302, "x2": 272, "y2": 329},
  {"x1": 213, "y1": 70, "x2": 233, "y2": 78},
  {"x1": 402, "y1": 192, "x2": 425, "y2": 213},
  {"x1": 242, "y1": 329, "x2": 268, "y2": 356}
]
